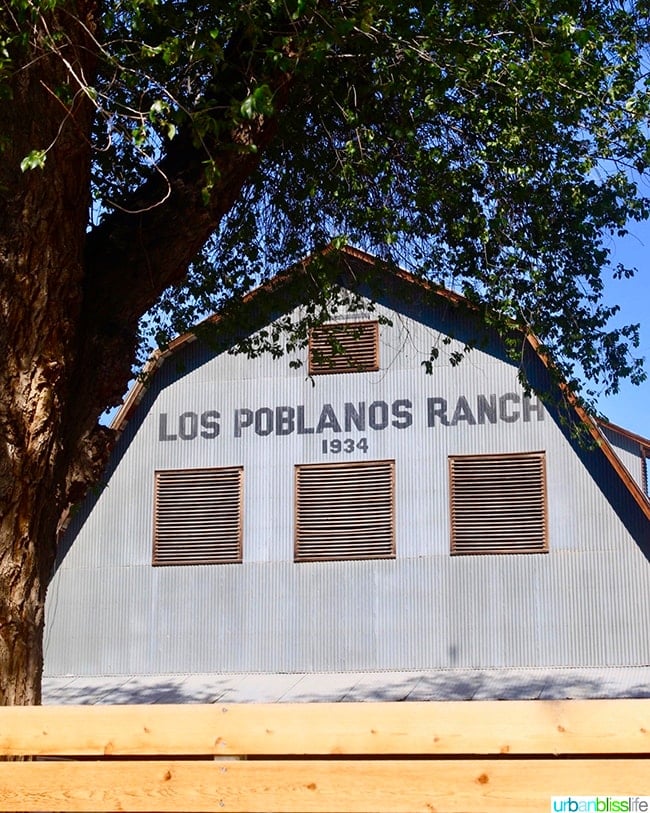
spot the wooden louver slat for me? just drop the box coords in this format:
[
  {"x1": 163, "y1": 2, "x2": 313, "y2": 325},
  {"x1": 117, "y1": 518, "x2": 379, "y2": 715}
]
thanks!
[
  {"x1": 309, "y1": 321, "x2": 379, "y2": 375},
  {"x1": 450, "y1": 453, "x2": 548, "y2": 554},
  {"x1": 295, "y1": 461, "x2": 395, "y2": 561},
  {"x1": 153, "y1": 467, "x2": 243, "y2": 565}
]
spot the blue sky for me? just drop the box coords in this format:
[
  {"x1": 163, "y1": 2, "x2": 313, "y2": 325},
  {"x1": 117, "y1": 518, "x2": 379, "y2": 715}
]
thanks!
[{"x1": 597, "y1": 219, "x2": 649, "y2": 439}]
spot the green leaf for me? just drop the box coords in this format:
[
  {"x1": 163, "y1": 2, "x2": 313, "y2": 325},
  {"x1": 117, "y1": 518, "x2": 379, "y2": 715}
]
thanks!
[
  {"x1": 20, "y1": 149, "x2": 47, "y2": 172},
  {"x1": 240, "y1": 85, "x2": 274, "y2": 120}
]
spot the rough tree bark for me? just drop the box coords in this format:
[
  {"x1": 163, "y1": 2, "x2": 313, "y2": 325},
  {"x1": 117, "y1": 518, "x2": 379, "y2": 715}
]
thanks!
[
  {"x1": 0, "y1": 0, "x2": 291, "y2": 704},
  {"x1": 0, "y1": 1, "x2": 99, "y2": 705}
]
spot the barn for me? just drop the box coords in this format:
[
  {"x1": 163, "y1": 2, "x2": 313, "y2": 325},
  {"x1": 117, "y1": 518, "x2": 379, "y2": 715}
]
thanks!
[{"x1": 42, "y1": 247, "x2": 650, "y2": 703}]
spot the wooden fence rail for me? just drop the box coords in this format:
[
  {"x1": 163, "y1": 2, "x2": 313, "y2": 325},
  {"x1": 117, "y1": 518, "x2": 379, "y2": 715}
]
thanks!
[{"x1": 0, "y1": 699, "x2": 648, "y2": 812}]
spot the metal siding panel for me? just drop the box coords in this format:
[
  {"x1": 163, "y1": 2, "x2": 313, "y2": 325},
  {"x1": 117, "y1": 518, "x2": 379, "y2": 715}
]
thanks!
[
  {"x1": 536, "y1": 548, "x2": 650, "y2": 667},
  {"x1": 44, "y1": 565, "x2": 153, "y2": 675},
  {"x1": 45, "y1": 546, "x2": 650, "y2": 676},
  {"x1": 44, "y1": 297, "x2": 650, "y2": 678},
  {"x1": 58, "y1": 451, "x2": 155, "y2": 570},
  {"x1": 601, "y1": 426, "x2": 646, "y2": 493}
]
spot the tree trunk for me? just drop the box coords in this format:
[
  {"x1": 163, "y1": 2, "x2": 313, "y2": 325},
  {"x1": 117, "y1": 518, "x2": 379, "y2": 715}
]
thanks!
[
  {"x1": 0, "y1": 0, "x2": 98, "y2": 705},
  {"x1": 0, "y1": 1, "x2": 292, "y2": 705},
  {"x1": 0, "y1": 490, "x2": 58, "y2": 706}
]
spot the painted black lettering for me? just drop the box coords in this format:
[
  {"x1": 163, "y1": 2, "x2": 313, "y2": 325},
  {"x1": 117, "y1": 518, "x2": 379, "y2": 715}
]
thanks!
[
  {"x1": 316, "y1": 404, "x2": 342, "y2": 433},
  {"x1": 368, "y1": 400, "x2": 389, "y2": 430},
  {"x1": 523, "y1": 396, "x2": 544, "y2": 422},
  {"x1": 179, "y1": 411, "x2": 198, "y2": 440},
  {"x1": 450, "y1": 396, "x2": 476, "y2": 427},
  {"x1": 159, "y1": 413, "x2": 177, "y2": 441},
  {"x1": 476, "y1": 394, "x2": 497, "y2": 424},
  {"x1": 234, "y1": 408, "x2": 253, "y2": 437},
  {"x1": 297, "y1": 405, "x2": 314, "y2": 434},
  {"x1": 200, "y1": 410, "x2": 220, "y2": 439},
  {"x1": 427, "y1": 397, "x2": 449, "y2": 427},
  {"x1": 391, "y1": 399, "x2": 413, "y2": 429},
  {"x1": 255, "y1": 407, "x2": 274, "y2": 436},
  {"x1": 275, "y1": 406, "x2": 295, "y2": 435},
  {"x1": 499, "y1": 393, "x2": 520, "y2": 423},
  {"x1": 344, "y1": 402, "x2": 366, "y2": 432}
]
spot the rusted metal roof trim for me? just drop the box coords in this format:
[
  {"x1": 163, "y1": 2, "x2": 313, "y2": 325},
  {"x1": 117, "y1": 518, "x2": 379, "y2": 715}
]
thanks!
[{"x1": 598, "y1": 419, "x2": 650, "y2": 451}]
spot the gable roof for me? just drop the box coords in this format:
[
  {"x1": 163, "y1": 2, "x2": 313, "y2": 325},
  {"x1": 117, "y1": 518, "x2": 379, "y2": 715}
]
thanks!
[{"x1": 109, "y1": 245, "x2": 650, "y2": 523}]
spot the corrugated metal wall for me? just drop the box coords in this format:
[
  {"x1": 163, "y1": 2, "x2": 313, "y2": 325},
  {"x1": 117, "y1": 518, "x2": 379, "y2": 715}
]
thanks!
[
  {"x1": 44, "y1": 294, "x2": 650, "y2": 676},
  {"x1": 601, "y1": 425, "x2": 647, "y2": 494}
]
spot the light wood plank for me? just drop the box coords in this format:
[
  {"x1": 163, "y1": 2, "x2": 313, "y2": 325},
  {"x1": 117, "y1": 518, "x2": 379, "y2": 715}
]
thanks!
[
  {"x1": 0, "y1": 758, "x2": 648, "y2": 812},
  {"x1": 1, "y1": 700, "x2": 649, "y2": 756}
]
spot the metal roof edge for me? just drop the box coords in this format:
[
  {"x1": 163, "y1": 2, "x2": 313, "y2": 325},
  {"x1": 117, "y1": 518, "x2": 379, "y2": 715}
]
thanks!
[{"x1": 598, "y1": 419, "x2": 650, "y2": 450}]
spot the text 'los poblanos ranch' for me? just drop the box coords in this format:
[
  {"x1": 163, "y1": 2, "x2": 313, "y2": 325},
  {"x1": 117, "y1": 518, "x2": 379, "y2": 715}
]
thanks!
[{"x1": 158, "y1": 392, "x2": 544, "y2": 442}]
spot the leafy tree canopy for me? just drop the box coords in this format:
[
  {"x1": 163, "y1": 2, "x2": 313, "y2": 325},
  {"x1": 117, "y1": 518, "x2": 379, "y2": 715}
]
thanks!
[{"x1": 5, "y1": 1, "x2": 650, "y2": 405}]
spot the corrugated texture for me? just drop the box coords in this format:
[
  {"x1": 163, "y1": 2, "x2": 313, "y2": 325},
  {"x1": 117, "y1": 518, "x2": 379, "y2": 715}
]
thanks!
[
  {"x1": 44, "y1": 547, "x2": 650, "y2": 676},
  {"x1": 44, "y1": 294, "x2": 650, "y2": 679},
  {"x1": 601, "y1": 425, "x2": 647, "y2": 494}
]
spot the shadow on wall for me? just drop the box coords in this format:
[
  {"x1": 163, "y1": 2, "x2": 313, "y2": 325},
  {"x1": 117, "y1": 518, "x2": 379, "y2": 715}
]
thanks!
[{"x1": 42, "y1": 667, "x2": 650, "y2": 705}]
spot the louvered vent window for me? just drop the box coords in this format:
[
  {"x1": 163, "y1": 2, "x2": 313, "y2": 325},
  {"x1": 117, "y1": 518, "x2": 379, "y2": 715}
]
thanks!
[
  {"x1": 295, "y1": 460, "x2": 395, "y2": 561},
  {"x1": 309, "y1": 321, "x2": 379, "y2": 375},
  {"x1": 449, "y1": 453, "x2": 548, "y2": 555},
  {"x1": 153, "y1": 467, "x2": 243, "y2": 565}
]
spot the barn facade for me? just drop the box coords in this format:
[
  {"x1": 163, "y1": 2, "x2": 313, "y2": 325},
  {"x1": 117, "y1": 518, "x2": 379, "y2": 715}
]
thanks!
[{"x1": 43, "y1": 248, "x2": 650, "y2": 682}]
